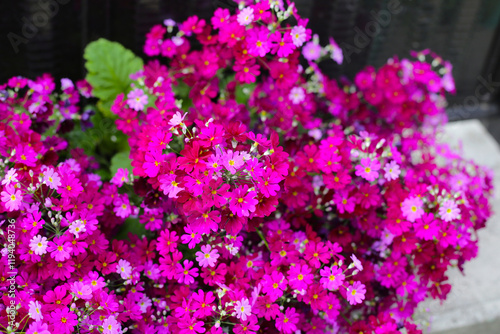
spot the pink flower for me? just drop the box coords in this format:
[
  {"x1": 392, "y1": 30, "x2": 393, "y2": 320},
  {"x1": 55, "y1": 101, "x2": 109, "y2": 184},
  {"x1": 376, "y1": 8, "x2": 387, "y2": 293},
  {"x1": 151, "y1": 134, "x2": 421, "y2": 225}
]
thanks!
[
  {"x1": 290, "y1": 25, "x2": 307, "y2": 47},
  {"x1": 276, "y1": 307, "x2": 299, "y2": 334},
  {"x1": 1, "y1": 184, "x2": 22, "y2": 211},
  {"x1": 2, "y1": 168, "x2": 18, "y2": 185},
  {"x1": 127, "y1": 88, "x2": 148, "y2": 111},
  {"x1": 346, "y1": 281, "x2": 366, "y2": 305},
  {"x1": 116, "y1": 259, "x2": 132, "y2": 279},
  {"x1": 302, "y1": 40, "x2": 322, "y2": 61},
  {"x1": 30, "y1": 235, "x2": 48, "y2": 255},
  {"x1": 28, "y1": 300, "x2": 43, "y2": 321},
  {"x1": 71, "y1": 281, "x2": 92, "y2": 300},
  {"x1": 319, "y1": 266, "x2": 345, "y2": 291},
  {"x1": 401, "y1": 196, "x2": 424, "y2": 222},
  {"x1": 237, "y1": 7, "x2": 254, "y2": 26},
  {"x1": 175, "y1": 260, "x2": 199, "y2": 284},
  {"x1": 288, "y1": 86, "x2": 305, "y2": 104},
  {"x1": 26, "y1": 322, "x2": 50, "y2": 334},
  {"x1": 355, "y1": 158, "x2": 381, "y2": 182},
  {"x1": 234, "y1": 298, "x2": 252, "y2": 321},
  {"x1": 439, "y1": 199, "x2": 460, "y2": 222},
  {"x1": 43, "y1": 168, "x2": 61, "y2": 189},
  {"x1": 110, "y1": 168, "x2": 129, "y2": 187},
  {"x1": 383, "y1": 160, "x2": 401, "y2": 181},
  {"x1": 69, "y1": 220, "x2": 86, "y2": 238},
  {"x1": 195, "y1": 244, "x2": 220, "y2": 268},
  {"x1": 329, "y1": 37, "x2": 343, "y2": 64},
  {"x1": 229, "y1": 185, "x2": 258, "y2": 217},
  {"x1": 350, "y1": 254, "x2": 363, "y2": 271},
  {"x1": 102, "y1": 316, "x2": 122, "y2": 334},
  {"x1": 159, "y1": 173, "x2": 184, "y2": 198},
  {"x1": 169, "y1": 111, "x2": 187, "y2": 128}
]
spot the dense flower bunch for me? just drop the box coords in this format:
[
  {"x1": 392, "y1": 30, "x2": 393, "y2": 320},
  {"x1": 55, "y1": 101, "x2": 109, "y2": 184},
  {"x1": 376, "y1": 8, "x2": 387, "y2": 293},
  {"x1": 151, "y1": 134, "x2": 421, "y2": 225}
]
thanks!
[{"x1": 0, "y1": 1, "x2": 494, "y2": 334}]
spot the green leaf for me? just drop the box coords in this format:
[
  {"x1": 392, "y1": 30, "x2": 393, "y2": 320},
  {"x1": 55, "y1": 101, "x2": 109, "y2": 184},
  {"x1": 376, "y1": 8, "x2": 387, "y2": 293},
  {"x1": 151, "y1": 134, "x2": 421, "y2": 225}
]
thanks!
[
  {"x1": 115, "y1": 217, "x2": 147, "y2": 240},
  {"x1": 235, "y1": 83, "x2": 256, "y2": 105},
  {"x1": 84, "y1": 38, "x2": 143, "y2": 118},
  {"x1": 110, "y1": 150, "x2": 132, "y2": 177}
]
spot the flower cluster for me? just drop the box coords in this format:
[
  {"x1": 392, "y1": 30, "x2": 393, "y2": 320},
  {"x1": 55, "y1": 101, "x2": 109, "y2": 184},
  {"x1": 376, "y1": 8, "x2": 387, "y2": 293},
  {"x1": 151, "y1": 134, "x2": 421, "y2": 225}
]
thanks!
[{"x1": 0, "y1": 1, "x2": 494, "y2": 334}]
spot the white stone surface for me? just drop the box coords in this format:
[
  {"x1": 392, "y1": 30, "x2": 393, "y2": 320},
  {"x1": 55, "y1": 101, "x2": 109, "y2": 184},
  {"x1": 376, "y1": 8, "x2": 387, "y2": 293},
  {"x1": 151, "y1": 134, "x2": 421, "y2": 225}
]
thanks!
[{"x1": 418, "y1": 120, "x2": 500, "y2": 333}]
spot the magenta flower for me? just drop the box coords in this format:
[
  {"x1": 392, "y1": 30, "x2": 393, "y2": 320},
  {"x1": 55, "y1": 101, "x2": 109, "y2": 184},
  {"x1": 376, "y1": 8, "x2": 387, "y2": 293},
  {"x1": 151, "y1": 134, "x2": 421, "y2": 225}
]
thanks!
[
  {"x1": 222, "y1": 150, "x2": 245, "y2": 174},
  {"x1": 261, "y1": 271, "x2": 287, "y2": 301},
  {"x1": 157, "y1": 229, "x2": 179, "y2": 255},
  {"x1": 276, "y1": 307, "x2": 300, "y2": 334},
  {"x1": 401, "y1": 196, "x2": 424, "y2": 222},
  {"x1": 287, "y1": 262, "x2": 314, "y2": 291},
  {"x1": 192, "y1": 290, "x2": 215, "y2": 318},
  {"x1": 229, "y1": 185, "x2": 258, "y2": 217},
  {"x1": 143, "y1": 149, "x2": 165, "y2": 177},
  {"x1": 26, "y1": 322, "x2": 50, "y2": 334},
  {"x1": 178, "y1": 317, "x2": 206, "y2": 334},
  {"x1": 195, "y1": 244, "x2": 220, "y2": 268},
  {"x1": 181, "y1": 225, "x2": 202, "y2": 249},
  {"x1": 175, "y1": 260, "x2": 199, "y2": 284},
  {"x1": 355, "y1": 157, "x2": 381, "y2": 182},
  {"x1": 414, "y1": 212, "x2": 440, "y2": 240},
  {"x1": 48, "y1": 307, "x2": 78, "y2": 334},
  {"x1": 270, "y1": 31, "x2": 295, "y2": 58},
  {"x1": 1, "y1": 184, "x2": 22, "y2": 211},
  {"x1": 247, "y1": 28, "x2": 271, "y2": 57},
  {"x1": 47, "y1": 237, "x2": 72, "y2": 261},
  {"x1": 319, "y1": 265, "x2": 345, "y2": 291},
  {"x1": 234, "y1": 298, "x2": 252, "y2": 321},
  {"x1": 211, "y1": 8, "x2": 230, "y2": 29},
  {"x1": 234, "y1": 60, "x2": 261, "y2": 84},
  {"x1": 346, "y1": 281, "x2": 366, "y2": 305},
  {"x1": 439, "y1": 199, "x2": 460, "y2": 222},
  {"x1": 257, "y1": 170, "x2": 281, "y2": 198},
  {"x1": 58, "y1": 172, "x2": 83, "y2": 198}
]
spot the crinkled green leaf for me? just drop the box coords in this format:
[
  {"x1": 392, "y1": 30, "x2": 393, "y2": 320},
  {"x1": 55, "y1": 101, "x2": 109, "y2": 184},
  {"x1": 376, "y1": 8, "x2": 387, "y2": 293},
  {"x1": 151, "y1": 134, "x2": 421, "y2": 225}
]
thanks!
[{"x1": 84, "y1": 38, "x2": 143, "y2": 118}]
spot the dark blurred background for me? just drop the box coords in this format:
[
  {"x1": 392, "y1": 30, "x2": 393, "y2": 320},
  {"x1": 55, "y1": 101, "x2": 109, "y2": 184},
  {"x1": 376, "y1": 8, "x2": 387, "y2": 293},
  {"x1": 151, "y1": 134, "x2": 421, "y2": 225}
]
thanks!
[{"x1": 1, "y1": 0, "x2": 500, "y2": 127}]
